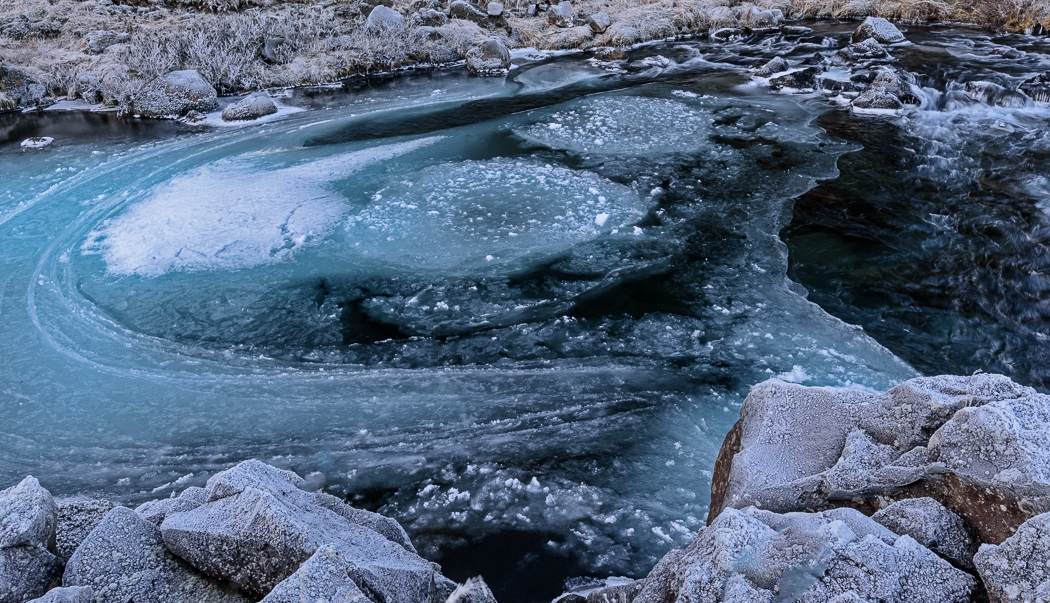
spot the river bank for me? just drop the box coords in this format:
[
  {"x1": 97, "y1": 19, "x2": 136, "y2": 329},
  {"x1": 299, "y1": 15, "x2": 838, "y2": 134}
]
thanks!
[{"x1": 0, "y1": 0, "x2": 1047, "y2": 114}]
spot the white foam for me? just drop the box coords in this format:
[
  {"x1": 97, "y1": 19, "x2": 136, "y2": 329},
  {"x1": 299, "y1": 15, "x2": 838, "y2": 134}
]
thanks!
[{"x1": 83, "y1": 137, "x2": 442, "y2": 277}]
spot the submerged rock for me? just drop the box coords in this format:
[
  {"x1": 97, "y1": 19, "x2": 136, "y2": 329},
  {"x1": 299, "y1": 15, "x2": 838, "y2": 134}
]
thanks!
[
  {"x1": 55, "y1": 500, "x2": 114, "y2": 560},
  {"x1": 1020, "y1": 72, "x2": 1050, "y2": 103},
  {"x1": 221, "y1": 94, "x2": 278, "y2": 121},
  {"x1": 754, "y1": 56, "x2": 788, "y2": 78},
  {"x1": 768, "y1": 67, "x2": 819, "y2": 91},
  {"x1": 465, "y1": 38, "x2": 511, "y2": 76},
  {"x1": 63, "y1": 506, "x2": 248, "y2": 603},
  {"x1": 593, "y1": 46, "x2": 627, "y2": 61},
  {"x1": 974, "y1": 511, "x2": 1050, "y2": 603},
  {"x1": 628, "y1": 506, "x2": 975, "y2": 602},
  {"x1": 852, "y1": 68, "x2": 920, "y2": 110},
  {"x1": 852, "y1": 16, "x2": 906, "y2": 44},
  {"x1": 159, "y1": 460, "x2": 455, "y2": 600},
  {"x1": 963, "y1": 80, "x2": 1029, "y2": 108},
  {"x1": 836, "y1": 37, "x2": 889, "y2": 62},
  {"x1": 131, "y1": 70, "x2": 218, "y2": 119},
  {"x1": 709, "y1": 373, "x2": 1050, "y2": 544}
]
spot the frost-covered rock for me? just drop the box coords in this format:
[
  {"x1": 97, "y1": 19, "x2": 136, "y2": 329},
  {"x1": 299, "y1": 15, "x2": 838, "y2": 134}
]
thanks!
[
  {"x1": 63, "y1": 506, "x2": 248, "y2": 603},
  {"x1": 25, "y1": 587, "x2": 93, "y2": 603},
  {"x1": 487, "y1": 2, "x2": 503, "y2": 17},
  {"x1": 221, "y1": 94, "x2": 278, "y2": 121},
  {"x1": 627, "y1": 506, "x2": 974, "y2": 603},
  {"x1": 0, "y1": 546, "x2": 63, "y2": 603},
  {"x1": 449, "y1": 1, "x2": 489, "y2": 24},
  {"x1": 754, "y1": 56, "x2": 788, "y2": 78},
  {"x1": 709, "y1": 27, "x2": 744, "y2": 43},
  {"x1": 974, "y1": 511, "x2": 1050, "y2": 603},
  {"x1": 872, "y1": 498, "x2": 977, "y2": 569},
  {"x1": 445, "y1": 576, "x2": 498, "y2": 603},
  {"x1": 84, "y1": 30, "x2": 129, "y2": 55},
  {"x1": 586, "y1": 11, "x2": 610, "y2": 34},
  {"x1": 710, "y1": 373, "x2": 1050, "y2": 544},
  {"x1": 852, "y1": 68, "x2": 920, "y2": 111},
  {"x1": 159, "y1": 460, "x2": 455, "y2": 600},
  {"x1": 851, "y1": 17, "x2": 906, "y2": 44},
  {"x1": 548, "y1": 2, "x2": 575, "y2": 28},
  {"x1": 259, "y1": 545, "x2": 370, "y2": 603},
  {"x1": 0, "y1": 477, "x2": 56, "y2": 549},
  {"x1": 55, "y1": 499, "x2": 114, "y2": 560},
  {"x1": 0, "y1": 64, "x2": 36, "y2": 108},
  {"x1": 741, "y1": 7, "x2": 779, "y2": 31},
  {"x1": 131, "y1": 70, "x2": 218, "y2": 119},
  {"x1": 421, "y1": 9, "x2": 449, "y2": 25},
  {"x1": 262, "y1": 37, "x2": 286, "y2": 63},
  {"x1": 768, "y1": 67, "x2": 819, "y2": 91},
  {"x1": 964, "y1": 81, "x2": 1030, "y2": 108},
  {"x1": 135, "y1": 487, "x2": 207, "y2": 526},
  {"x1": 0, "y1": 476, "x2": 62, "y2": 603},
  {"x1": 836, "y1": 37, "x2": 889, "y2": 62},
  {"x1": 465, "y1": 38, "x2": 511, "y2": 76},
  {"x1": 366, "y1": 5, "x2": 404, "y2": 30}
]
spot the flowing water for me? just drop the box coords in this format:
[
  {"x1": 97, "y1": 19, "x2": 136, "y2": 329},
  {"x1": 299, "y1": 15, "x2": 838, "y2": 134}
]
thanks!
[{"x1": 0, "y1": 22, "x2": 1046, "y2": 602}]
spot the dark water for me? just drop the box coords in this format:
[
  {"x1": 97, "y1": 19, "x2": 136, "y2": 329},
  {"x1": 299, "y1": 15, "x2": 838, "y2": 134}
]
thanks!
[{"x1": 0, "y1": 23, "x2": 1047, "y2": 603}]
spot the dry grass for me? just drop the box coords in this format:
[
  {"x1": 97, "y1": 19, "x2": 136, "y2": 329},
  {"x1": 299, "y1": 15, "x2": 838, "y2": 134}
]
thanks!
[{"x1": 0, "y1": 0, "x2": 1045, "y2": 109}]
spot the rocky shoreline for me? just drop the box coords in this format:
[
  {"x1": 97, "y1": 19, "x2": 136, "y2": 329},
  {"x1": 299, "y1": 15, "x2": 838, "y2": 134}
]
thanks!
[
  {"x1": 0, "y1": 0, "x2": 1048, "y2": 118},
  {"x1": 4, "y1": 372, "x2": 1049, "y2": 603}
]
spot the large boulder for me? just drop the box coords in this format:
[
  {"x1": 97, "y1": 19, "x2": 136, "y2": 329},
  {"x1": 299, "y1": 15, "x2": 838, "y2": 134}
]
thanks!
[
  {"x1": 974, "y1": 511, "x2": 1050, "y2": 602},
  {"x1": 1, "y1": 477, "x2": 56, "y2": 550},
  {"x1": 63, "y1": 507, "x2": 249, "y2": 603},
  {"x1": 629, "y1": 506, "x2": 974, "y2": 602},
  {"x1": 131, "y1": 70, "x2": 218, "y2": 119},
  {"x1": 366, "y1": 5, "x2": 405, "y2": 30},
  {"x1": 710, "y1": 374, "x2": 1050, "y2": 544},
  {"x1": 25, "y1": 587, "x2": 92, "y2": 603},
  {"x1": 221, "y1": 94, "x2": 279, "y2": 122},
  {"x1": 158, "y1": 460, "x2": 455, "y2": 601},
  {"x1": 851, "y1": 17, "x2": 906, "y2": 44},
  {"x1": 259, "y1": 545, "x2": 370, "y2": 603},
  {"x1": 585, "y1": 11, "x2": 610, "y2": 34},
  {"x1": 84, "y1": 30, "x2": 130, "y2": 55},
  {"x1": 0, "y1": 476, "x2": 62, "y2": 603},
  {"x1": 465, "y1": 38, "x2": 511, "y2": 76},
  {"x1": 55, "y1": 500, "x2": 114, "y2": 560},
  {"x1": 872, "y1": 497, "x2": 977, "y2": 569}
]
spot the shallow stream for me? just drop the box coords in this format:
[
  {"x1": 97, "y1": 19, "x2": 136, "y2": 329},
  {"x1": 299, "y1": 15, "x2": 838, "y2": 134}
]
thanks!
[{"x1": 1, "y1": 22, "x2": 1047, "y2": 602}]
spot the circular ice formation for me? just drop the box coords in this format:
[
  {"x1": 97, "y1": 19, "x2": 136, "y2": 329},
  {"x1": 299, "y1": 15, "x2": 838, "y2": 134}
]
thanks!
[
  {"x1": 515, "y1": 96, "x2": 711, "y2": 155},
  {"x1": 82, "y1": 138, "x2": 442, "y2": 277},
  {"x1": 345, "y1": 158, "x2": 647, "y2": 271}
]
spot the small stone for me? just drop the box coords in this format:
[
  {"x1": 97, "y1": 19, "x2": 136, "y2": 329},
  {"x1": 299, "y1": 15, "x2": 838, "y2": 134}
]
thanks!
[
  {"x1": 585, "y1": 11, "x2": 610, "y2": 33},
  {"x1": 85, "y1": 30, "x2": 130, "y2": 54},
  {"x1": 873, "y1": 497, "x2": 978, "y2": 569},
  {"x1": 593, "y1": 46, "x2": 627, "y2": 61},
  {"x1": 487, "y1": 2, "x2": 503, "y2": 16},
  {"x1": 221, "y1": 94, "x2": 279, "y2": 122},
  {"x1": 754, "y1": 56, "x2": 789, "y2": 78},
  {"x1": 548, "y1": 2, "x2": 574, "y2": 28}
]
